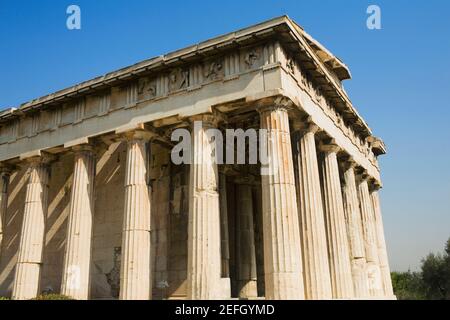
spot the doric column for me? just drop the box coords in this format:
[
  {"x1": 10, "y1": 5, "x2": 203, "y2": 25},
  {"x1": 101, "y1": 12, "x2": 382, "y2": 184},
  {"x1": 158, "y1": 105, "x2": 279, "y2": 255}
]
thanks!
[
  {"x1": 187, "y1": 115, "x2": 222, "y2": 299},
  {"x1": 253, "y1": 183, "x2": 265, "y2": 297},
  {"x1": 61, "y1": 145, "x2": 96, "y2": 300},
  {"x1": 120, "y1": 130, "x2": 153, "y2": 300},
  {"x1": 293, "y1": 122, "x2": 332, "y2": 300},
  {"x1": 0, "y1": 166, "x2": 12, "y2": 258},
  {"x1": 357, "y1": 173, "x2": 383, "y2": 297},
  {"x1": 319, "y1": 143, "x2": 354, "y2": 299},
  {"x1": 259, "y1": 105, "x2": 304, "y2": 300},
  {"x1": 219, "y1": 172, "x2": 230, "y2": 279},
  {"x1": 341, "y1": 161, "x2": 369, "y2": 298},
  {"x1": 218, "y1": 171, "x2": 231, "y2": 298},
  {"x1": 370, "y1": 185, "x2": 395, "y2": 299},
  {"x1": 12, "y1": 156, "x2": 51, "y2": 300},
  {"x1": 235, "y1": 177, "x2": 258, "y2": 299}
]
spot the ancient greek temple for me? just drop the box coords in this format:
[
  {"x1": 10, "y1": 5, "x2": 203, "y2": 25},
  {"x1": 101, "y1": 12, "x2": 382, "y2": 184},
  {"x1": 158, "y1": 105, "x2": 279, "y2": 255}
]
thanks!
[{"x1": 0, "y1": 16, "x2": 395, "y2": 300}]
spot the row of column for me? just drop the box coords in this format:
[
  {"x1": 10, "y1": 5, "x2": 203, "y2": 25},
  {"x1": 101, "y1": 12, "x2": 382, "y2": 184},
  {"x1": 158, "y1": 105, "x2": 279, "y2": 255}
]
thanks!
[
  {"x1": 0, "y1": 104, "x2": 393, "y2": 300},
  {"x1": 0, "y1": 129, "x2": 154, "y2": 300},
  {"x1": 258, "y1": 105, "x2": 394, "y2": 299},
  {"x1": 195, "y1": 107, "x2": 393, "y2": 299}
]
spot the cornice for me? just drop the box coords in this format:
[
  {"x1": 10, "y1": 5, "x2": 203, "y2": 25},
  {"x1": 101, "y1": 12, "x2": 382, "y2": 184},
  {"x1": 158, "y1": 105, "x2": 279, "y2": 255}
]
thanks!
[{"x1": 0, "y1": 15, "x2": 373, "y2": 138}]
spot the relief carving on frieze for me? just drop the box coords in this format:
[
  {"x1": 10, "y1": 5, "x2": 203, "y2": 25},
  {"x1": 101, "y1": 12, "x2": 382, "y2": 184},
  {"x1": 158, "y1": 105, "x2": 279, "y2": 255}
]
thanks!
[
  {"x1": 287, "y1": 58, "x2": 296, "y2": 75},
  {"x1": 315, "y1": 87, "x2": 323, "y2": 104},
  {"x1": 293, "y1": 60, "x2": 367, "y2": 152},
  {"x1": 138, "y1": 77, "x2": 157, "y2": 100},
  {"x1": 204, "y1": 59, "x2": 224, "y2": 81},
  {"x1": 244, "y1": 48, "x2": 262, "y2": 69},
  {"x1": 169, "y1": 68, "x2": 189, "y2": 92}
]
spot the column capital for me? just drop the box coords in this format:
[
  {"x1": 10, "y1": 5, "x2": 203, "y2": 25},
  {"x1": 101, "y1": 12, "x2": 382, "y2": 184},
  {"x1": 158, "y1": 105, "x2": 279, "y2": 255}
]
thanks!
[
  {"x1": 71, "y1": 141, "x2": 110, "y2": 159},
  {"x1": 0, "y1": 164, "x2": 14, "y2": 175},
  {"x1": 257, "y1": 104, "x2": 289, "y2": 115},
  {"x1": 188, "y1": 112, "x2": 223, "y2": 128},
  {"x1": 64, "y1": 137, "x2": 106, "y2": 156},
  {"x1": 338, "y1": 155, "x2": 357, "y2": 171},
  {"x1": 318, "y1": 139, "x2": 341, "y2": 154},
  {"x1": 116, "y1": 123, "x2": 157, "y2": 141},
  {"x1": 369, "y1": 179, "x2": 383, "y2": 192},
  {"x1": 22, "y1": 152, "x2": 56, "y2": 167},
  {"x1": 256, "y1": 95, "x2": 294, "y2": 114},
  {"x1": 125, "y1": 129, "x2": 157, "y2": 142},
  {"x1": 292, "y1": 116, "x2": 320, "y2": 136},
  {"x1": 355, "y1": 169, "x2": 371, "y2": 183},
  {"x1": 72, "y1": 144, "x2": 96, "y2": 154}
]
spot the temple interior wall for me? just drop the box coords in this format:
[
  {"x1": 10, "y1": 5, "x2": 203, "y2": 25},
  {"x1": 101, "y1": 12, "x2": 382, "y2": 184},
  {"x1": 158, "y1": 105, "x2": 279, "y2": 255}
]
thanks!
[
  {"x1": 89, "y1": 142, "x2": 125, "y2": 299},
  {"x1": 0, "y1": 168, "x2": 27, "y2": 296},
  {"x1": 167, "y1": 162, "x2": 189, "y2": 299}
]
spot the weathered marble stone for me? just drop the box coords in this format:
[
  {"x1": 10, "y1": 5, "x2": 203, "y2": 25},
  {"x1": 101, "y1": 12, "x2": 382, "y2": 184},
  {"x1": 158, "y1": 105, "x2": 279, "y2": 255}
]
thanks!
[
  {"x1": 61, "y1": 145, "x2": 96, "y2": 300},
  {"x1": 12, "y1": 157, "x2": 51, "y2": 300},
  {"x1": 341, "y1": 162, "x2": 369, "y2": 298},
  {"x1": 357, "y1": 175, "x2": 383, "y2": 297},
  {"x1": 259, "y1": 105, "x2": 305, "y2": 300},
  {"x1": 119, "y1": 131, "x2": 153, "y2": 300},
  {"x1": 370, "y1": 188, "x2": 395, "y2": 299},
  {"x1": 187, "y1": 115, "x2": 222, "y2": 299},
  {"x1": 0, "y1": 17, "x2": 394, "y2": 300},
  {"x1": 293, "y1": 123, "x2": 332, "y2": 300},
  {"x1": 319, "y1": 144, "x2": 354, "y2": 299}
]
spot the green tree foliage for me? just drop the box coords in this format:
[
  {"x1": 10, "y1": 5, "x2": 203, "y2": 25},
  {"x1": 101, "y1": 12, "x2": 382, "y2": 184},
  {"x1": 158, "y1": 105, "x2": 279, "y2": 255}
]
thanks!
[
  {"x1": 421, "y1": 238, "x2": 450, "y2": 299},
  {"x1": 391, "y1": 271, "x2": 424, "y2": 300},
  {"x1": 392, "y1": 237, "x2": 450, "y2": 300}
]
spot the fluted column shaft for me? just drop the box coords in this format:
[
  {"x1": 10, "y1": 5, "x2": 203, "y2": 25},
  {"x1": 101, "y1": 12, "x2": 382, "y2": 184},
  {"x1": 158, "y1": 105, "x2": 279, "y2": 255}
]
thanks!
[
  {"x1": 0, "y1": 168, "x2": 11, "y2": 259},
  {"x1": 13, "y1": 158, "x2": 50, "y2": 300},
  {"x1": 219, "y1": 173, "x2": 230, "y2": 278},
  {"x1": 358, "y1": 177, "x2": 383, "y2": 297},
  {"x1": 370, "y1": 189, "x2": 394, "y2": 298},
  {"x1": 61, "y1": 146, "x2": 96, "y2": 300},
  {"x1": 319, "y1": 146, "x2": 354, "y2": 299},
  {"x1": 187, "y1": 116, "x2": 222, "y2": 299},
  {"x1": 294, "y1": 124, "x2": 332, "y2": 300},
  {"x1": 342, "y1": 165, "x2": 369, "y2": 298},
  {"x1": 236, "y1": 181, "x2": 258, "y2": 298},
  {"x1": 120, "y1": 132, "x2": 152, "y2": 300},
  {"x1": 259, "y1": 105, "x2": 304, "y2": 300}
]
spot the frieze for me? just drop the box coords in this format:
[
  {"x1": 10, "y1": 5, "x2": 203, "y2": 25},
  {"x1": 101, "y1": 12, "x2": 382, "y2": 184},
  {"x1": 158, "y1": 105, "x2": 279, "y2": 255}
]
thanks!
[
  {"x1": 0, "y1": 40, "x2": 377, "y2": 168},
  {"x1": 169, "y1": 68, "x2": 189, "y2": 92},
  {"x1": 138, "y1": 77, "x2": 157, "y2": 100},
  {"x1": 243, "y1": 47, "x2": 262, "y2": 69},
  {"x1": 203, "y1": 59, "x2": 224, "y2": 81},
  {"x1": 282, "y1": 48, "x2": 378, "y2": 166}
]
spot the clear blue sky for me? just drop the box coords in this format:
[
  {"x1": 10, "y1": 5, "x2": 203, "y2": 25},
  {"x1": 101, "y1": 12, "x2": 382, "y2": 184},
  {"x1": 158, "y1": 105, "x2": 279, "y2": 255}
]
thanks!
[{"x1": 1, "y1": 0, "x2": 449, "y2": 271}]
